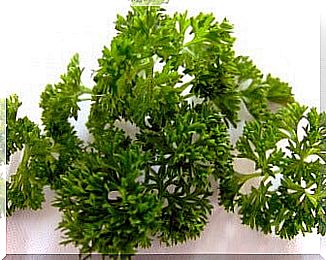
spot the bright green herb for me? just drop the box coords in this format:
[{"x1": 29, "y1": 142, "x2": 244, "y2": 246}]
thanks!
[
  {"x1": 6, "y1": 5, "x2": 323, "y2": 256},
  {"x1": 6, "y1": 95, "x2": 54, "y2": 215},
  {"x1": 219, "y1": 104, "x2": 325, "y2": 239}
]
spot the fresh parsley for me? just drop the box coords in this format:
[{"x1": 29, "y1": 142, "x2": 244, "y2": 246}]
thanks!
[
  {"x1": 219, "y1": 103, "x2": 325, "y2": 239},
  {"x1": 6, "y1": 5, "x2": 323, "y2": 257}
]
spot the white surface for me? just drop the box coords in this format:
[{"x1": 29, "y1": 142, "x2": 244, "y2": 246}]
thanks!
[{"x1": 1, "y1": 0, "x2": 322, "y2": 255}]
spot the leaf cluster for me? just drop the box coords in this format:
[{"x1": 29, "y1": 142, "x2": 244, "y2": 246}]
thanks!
[
  {"x1": 219, "y1": 103, "x2": 326, "y2": 239},
  {"x1": 5, "y1": 4, "x2": 323, "y2": 257},
  {"x1": 6, "y1": 95, "x2": 52, "y2": 215}
]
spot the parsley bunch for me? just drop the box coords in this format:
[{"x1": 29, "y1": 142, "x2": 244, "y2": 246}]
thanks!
[
  {"x1": 6, "y1": 5, "x2": 324, "y2": 256},
  {"x1": 219, "y1": 104, "x2": 326, "y2": 239}
]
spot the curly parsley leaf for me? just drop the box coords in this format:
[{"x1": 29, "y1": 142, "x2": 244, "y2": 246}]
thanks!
[
  {"x1": 54, "y1": 130, "x2": 162, "y2": 255},
  {"x1": 40, "y1": 54, "x2": 88, "y2": 189},
  {"x1": 6, "y1": 95, "x2": 52, "y2": 216},
  {"x1": 219, "y1": 103, "x2": 325, "y2": 239},
  {"x1": 58, "y1": 6, "x2": 235, "y2": 251},
  {"x1": 6, "y1": 55, "x2": 90, "y2": 216}
]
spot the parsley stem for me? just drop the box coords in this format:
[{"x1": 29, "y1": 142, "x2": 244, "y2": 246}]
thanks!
[
  {"x1": 17, "y1": 145, "x2": 30, "y2": 175},
  {"x1": 79, "y1": 86, "x2": 92, "y2": 95},
  {"x1": 235, "y1": 171, "x2": 262, "y2": 185}
]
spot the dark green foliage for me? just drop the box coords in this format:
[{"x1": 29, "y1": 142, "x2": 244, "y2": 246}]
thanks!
[
  {"x1": 219, "y1": 103, "x2": 325, "y2": 239},
  {"x1": 265, "y1": 74, "x2": 295, "y2": 105},
  {"x1": 137, "y1": 102, "x2": 233, "y2": 245},
  {"x1": 6, "y1": 95, "x2": 52, "y2": 215},
  {"x1": 91, "y1": 7, "x2": 293, "y2": 129},
  {"x1": 6, "y1": 4, "x2": 320, "y2": 257},
  {"x1": 84, "y1": 6, "x2": 237, "y2": 250},
  {"x1": 54, "y1": 130, "x2": 162, "y2": 254},
  {"x1": 6, "y1": 94, "x2": 22, "y2": 162},
  {"x1": 61, "y1": 6, "x2": 237, "y2": 252},
  {"x1": 40, "y1": 54, "x2": 87, "y2": 189},
  {"x1": 6, "y1": 55, "x2": 87, "y2": 215}
]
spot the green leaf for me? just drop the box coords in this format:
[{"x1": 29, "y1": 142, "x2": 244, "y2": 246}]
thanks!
[{"x1": 219, "y1": 102, "x2": 325, "y2": 239}]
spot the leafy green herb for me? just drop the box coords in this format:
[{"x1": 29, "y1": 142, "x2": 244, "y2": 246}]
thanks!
[
  {"x1": 39, "y1": 54, "x2": 88, "y2": 189},
  {"x1": 6, "y1": 95, "x2": 52, "y2": 215},
  {"x1": 6, "y1": 4, "x2": 320, "y2": 257},
  {"x1": 219, "y1": 103, "x2": 325, "y2": 239},
  {"x1": 53, "y1": 131, "x2": 162, "y2": 254}
]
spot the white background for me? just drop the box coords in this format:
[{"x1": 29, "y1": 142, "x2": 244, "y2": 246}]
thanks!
[{"x1": 0, "y1": 0, "x2": 323, "y2": 256}]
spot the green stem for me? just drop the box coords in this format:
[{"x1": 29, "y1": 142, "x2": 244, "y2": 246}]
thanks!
[
  {"x1": 80, "y1": 86, "x2": 93, "y2": 95},
  {"x1": 318, "y1": 191, "x2": 326, "y2": 199},
  {"x1": 234, "y1": 171, "x2": 262, "y2": 188},
  {"x1": 13, "y1": 145, "x2": 31, "y2": 189},
  {"x1": 20, "y1": 145, "x2": 31, "y2": 167}
]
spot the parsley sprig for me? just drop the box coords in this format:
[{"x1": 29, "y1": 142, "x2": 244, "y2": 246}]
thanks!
[
  {"x1": 219, "y1": 103, "x2": 325, "y2": 239},
  {"x1": 6, "y1": 95, "x2": 52, "y2": 215}
]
